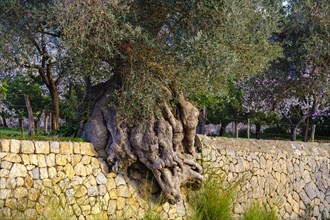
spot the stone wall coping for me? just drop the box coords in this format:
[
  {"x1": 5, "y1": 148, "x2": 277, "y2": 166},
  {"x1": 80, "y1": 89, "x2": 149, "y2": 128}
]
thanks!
[{"x1": 196, "y1": 135, "x2": 330, "y2": 156}]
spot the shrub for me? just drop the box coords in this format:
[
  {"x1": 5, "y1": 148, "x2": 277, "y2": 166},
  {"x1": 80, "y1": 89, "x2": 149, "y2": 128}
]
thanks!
[{"x1": 243, "y1": 202, "x2": 278, "y2": 220}]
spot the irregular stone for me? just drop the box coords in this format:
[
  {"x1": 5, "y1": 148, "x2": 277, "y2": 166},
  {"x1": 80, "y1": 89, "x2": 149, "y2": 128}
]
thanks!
[
  {"x1": 72, "y1": 155, "x2": 82, "y2": 165},
  {"x1": 42, "y1": 179, "x2": 52, "y2": 188},
  {"x1": 96, "y1": 172, "x2": 107, "y2": 185},
  {"x1": 109, "y1": 189, "x2": 117, "y2": 199},
  {"x1": 81, "y1": 142, "x2": 97, "y2": 156},
  {"x1": 88, "y1": 186, "x2": 99, "y2": 196},
  {"x1": 0, "y1": 189, "x2": 11, "y2": 199},
  {"x1": 91, "y1": 203, "x2": 101, "y2": 215},
  {"x1": 9, "y1": 163, "x2": 27, "y2": 178},
  {"x1": 107, "y1": 178, "x2": 116, "y2": 191},
  {"x1": 37, "y1": 155, "x2": 47, "y2": 167},
  {"x1": 50, "y1": 141, "x2": 60, "y2": 153},
  {"x1": 73, "y1": 142, "x2": 81, "y2": 154},
  {"x1": 305, "y1": 182, "x2": 317, "y2": 200},
  {"x1": 21, "y1": 154, "x2": 30, "y2": 165},
  {"x1": 71, "y1": 176, "x2": 83, "y2": 186},
  {"x1": 0, "y1": 161, "x2": 12, "y2": 169},
  {"x1": 0, "y1": 178, "x2": 7, "y2": 189},
  {"x1": 28, "y1": 188, "x2": 40, "y2": 201},
  {"x1": 15, "y1": 187, "x2": 28, "y2": 198},
  {"x1": 0, "y1": 139, "x2": 10, "y2": 152},
  {"x1": 35, "y1": 141, "x2": 50, "y2": 154},
  {"x1": 99, "y1": 185, "x2": 107, "y2": 196},
  {"x1": 75, "y1": 185, "x2": 88, "y2": 198},
  {"x1": 48, "y1": 167, "x2": 57, "y2": 179},
  {"x1": 75, "y1": 163, "x2": 87, "y2": 176},
  {"x1": 66, "y1": 188, "x2": 74, "y2": 197},
  {"x1": 73, "y1": 203, "x2": 82, "y2": 216},
  {"x1": 45, "y1": 154, "x2": 55, "y2": 167},
  {"x1": 56, "y1": 154, "x2": 67, "y2": 166},
  {"x1": 24, "y1": 176, "x2": 33, "y2": 189},
  {"x1": 115, "y1": 174, "x2": 126, "y2": 186},
  {"x1": 21, "y1": 141, "x2": 35, "y2": 153},
  {"x1": 60, "y1": 142, "x2": 73, "y2": 154},
  {"x1": 64, "y1": 163, "x2": 75, "y2": 179},
  {"x1": 10, "y1": 139, "x2": 21, "y2": 153},
  {"x1": 30, "y1": 154, "x2": 38, "y2": 165},
  {"x1": 118, "y1": 185, "x2": 131, "y2": 198},
  {"x1": 0, "y1": 168, "x2": 9, "y2": 177},
  {"x1": 81, "y1": 155, "x2": 91, "y2": 165},
  {"x1": 16, "y1": 177, "x2": 24, "y2": 186},
  {"x1": 117, "y1": 197, "x2": 125, "y2": 210},
  {"x1": 3, "y1": 153, "x2": 21, "y2": 163},
  {"x1": 24, "y1": 209, "x2": 38, "y2": 219},
  {"x1": 40, "y1": 167, "x2": 48, "y2": 179},
  {"x1": 81, "y1": 205, "x2": 91, "y2": 216}
]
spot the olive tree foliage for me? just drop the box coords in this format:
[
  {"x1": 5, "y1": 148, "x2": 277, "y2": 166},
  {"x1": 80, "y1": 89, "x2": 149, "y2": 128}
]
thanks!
[
  {"x1": 52, "y1": 0, "x2": 283, "y2": 203},
  {"x1": 0, "y1": 0, "x2": 64, "y2": 130}
]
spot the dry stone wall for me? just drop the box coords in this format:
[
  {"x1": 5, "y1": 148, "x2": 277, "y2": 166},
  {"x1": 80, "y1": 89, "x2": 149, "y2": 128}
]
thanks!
[
  {"x1": 0, "y1": 139, "x2": 188, "y2": 220},
  {"x1": 197, "y1": 135, "x2": 330, "y2": 220},
  {"x1": 1, "y1": 137, "x2": 329, "y2": 220}
]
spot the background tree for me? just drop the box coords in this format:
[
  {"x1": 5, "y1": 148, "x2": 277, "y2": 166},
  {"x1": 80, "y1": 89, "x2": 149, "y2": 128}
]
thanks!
[{"x1": 0, "y1": 0, "x2": 65, "y2": 130}]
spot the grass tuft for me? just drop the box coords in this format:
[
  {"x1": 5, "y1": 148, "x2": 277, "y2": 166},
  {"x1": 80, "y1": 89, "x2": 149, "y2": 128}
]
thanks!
[{"x1": 243, "y1": 202, "x2": 278, "y2": 220}]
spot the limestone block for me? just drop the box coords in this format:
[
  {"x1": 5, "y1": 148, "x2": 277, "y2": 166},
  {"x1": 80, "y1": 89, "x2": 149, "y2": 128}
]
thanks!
[
  {"x1": 0, "y1": 168, "x2": 9, "y2": 178},
  {"x1": 109, "y1": 189, "x2": 118, "y2": 199},
  {"x1": 64, "y1": 163, "x2": 75, "y2": 179},
  {"x1": 50, "y1": 141, "x2": 60, "y2": 153},
  {"x1": 91, "y1": 203, "x2": 101, "y2": 215},
  {"x1": 28, "y1": 188, "x2": 40, "y2": 201},
  {"x1": 37, "y1": 155, "x2": 47, "y2": 167},
  {"x1": 115, "y1": 174, "x2": 126, "y2": 186},
  {"x1": 0, "y1": 161, "x2": 12, "y2": 169},
  {"x1": 99, "y1": 185, "x2": 107, "y2": 196},
  {"x1": 56, "y1": 154, "x2": 67, "y2": 166},
  {"x1": 0, "y1": 139, "x2": 10, "y2": 152},
  {"x1": 72, "y1": 155, "x2": 82, "y2": 165},
  {"x1": 81, "y1": 205, "x2": 91, "y2": 216},
  {"x1": 75, "y1": 163, "x2": 87, "y2": 176},
  {"x1": 21, "y1": 141, "x2": 35, "y2": 153},
  {"x1": 46, "y1": 154, "x2": 56, "y2": 167},
  {"x1": 96, "y1": 172, "x2": 107, "y2": 185},
  {"x1": 16, "y1": 177, "x2": 24, "y2": 186},
  {"x1": 71, "y1": 176, "x2": 83, "y2": 186},
  {"x1": 116, "y1": 197, "x2": 125, "y2": 210},
  {"x1": 60, "y1": 142, "x2": 73, "y2": 154},
  {"x1": 35, "y1": 141, "x2": 50, "y2": 154},
  {"x1": 117, "y1": 185, "x2": 131, "y2": 198},
  {"x1": 48, "y1": 167, "x2": 57, "y2": 179},
  {"x1": 87, "y1": 186, "x2": 99, "y2": 196},
  {"x1": 39, "y1": 167, "x2": 48, "y2": 179},
  {"x1": 9, "y1": 163, "x2": 27, "y2": 178},
  {"x1": 81, "y1": 155, "x2": 91, "y2": 165},
  {"x1": 0, "y1": 189, "x2": 11, "y2": 199},
  {"x1": 74, "y1": 185, "x2": 88, "y2": 198},
  {"x1": 14, "y1": 187, "x2": 28, "y2": 198},
  {"x1": 81, "y1": 142, "x2": 97, "y2": 156},
  {"x1": 10, "y1": 139, "x2": 21, "y2": 153},
  {"x1": 24, "y1": 176, "x2": 33, "y2": 189},
  {"x1": 0, "y1": 178, "x2": 6, "y2": 189},
  {"x1": 108, "y1": 200, "x2": 117, "y2": 215},
  {"x1": 3, "y1": 153, "x2": 21, "y2": 163},
  {"x1": 21, "y1": 154, "x2": 30, "y2": 165},
  {"x1": 42, "y1": 179, "x2": 52, "y2": 188},
  {"x1": 304, "y1": 182, "x2": 318, "y2": 200}
]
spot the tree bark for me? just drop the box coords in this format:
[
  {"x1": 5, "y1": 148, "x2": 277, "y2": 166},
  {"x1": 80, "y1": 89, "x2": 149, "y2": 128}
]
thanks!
[
  {"x1": 24, "y1": 94, "x2": 35, "y2": 136},
  {"x1": 49, "y1": 83, "x2": 60, "y2": 131},
  {"x1": 290, "y1": 125, "x2": 297, "y2": 141},
  {"x1": 196, "y1": 106, "x2": 206, "y2": 135},
  {"x1": 219, "y1": 122, "x2": 228, "y2": 136},
  {"x1": 19, "y1": 118, "x2": 24, "y2": 136},
  {"x1": 234, "y1": 121, "x2": 239, "y2": 138},
  {"x1": 81, "y1": 94, "x2": 204, "y2": 204},
  {"x1": 303, "y1": 117, "x2": 309, "y2": 142},
  {"x1": 256, "y1": 123, "x2": 261, "y2": 140},
  {"x1": 1, "y1": 112, "x2": 8, "y2": 127},
  {"x1": 311, "y1": 124, "x2": 316, "y2": 142},
  {"x1": 247, "y1": 119, "x2": 250, "y2": 139},
  {"x1": 44, "y1": 112, "x2": 49, "y2": 133}
]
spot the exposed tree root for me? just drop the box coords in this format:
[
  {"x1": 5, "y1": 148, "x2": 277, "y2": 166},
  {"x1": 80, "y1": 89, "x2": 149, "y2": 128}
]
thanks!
[{"x1": 82, "y1": 95, "x2": 203, "y2": 203}]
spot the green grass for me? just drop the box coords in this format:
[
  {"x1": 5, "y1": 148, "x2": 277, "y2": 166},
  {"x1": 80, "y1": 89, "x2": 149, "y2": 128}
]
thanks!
[
  {"x1": 243, "y1": 202, "x2": 278, "y2": 220},
  {"x1": 0, "y1": 127, "x2": 85, "y2": 142}
]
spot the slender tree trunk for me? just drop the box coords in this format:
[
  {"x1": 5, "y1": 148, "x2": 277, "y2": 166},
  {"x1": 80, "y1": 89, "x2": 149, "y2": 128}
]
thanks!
[
  {"x1": 44, "y1": 112, "x2": 49, "y2": 133},
  {"x1": 303, "y1": 117, "x2": 309, "y2": 142},
  {"x1": 19, "y1": 119, "x2": 24, "y2": 136},
  {"x1": 49, "y1": 86, "x2": 60, "y2": 131},
  {"x1": 196, "y1": 106, "x2": 206, "y2": 134},
  {"x1": 247, "y1": 118, "x2": 250, "y2": 139},
  {"x1": 290, "y1": 125, "x2": 298, "y2": 141},
  {"x1": 1, "y1": 113, "x2": 8, "y2": 127},
  {"x1": 219, "y1": 122, "x2": 228, "y2": 136},
  {"x1": 256, "y1": 123, "x2": 261, "y2": 140},
  {"x1": 49, "y1": 113, "x2": 52, "y2": 132},
  {"x1": 234, "y1": 121, "x2": 239, "y2": 138},
  {"x1": 311, "y1": 124, "x2": 316, "y2": 142},
  {"x1": 24, "y1": 94, "x2": 35, "y2": 136}
]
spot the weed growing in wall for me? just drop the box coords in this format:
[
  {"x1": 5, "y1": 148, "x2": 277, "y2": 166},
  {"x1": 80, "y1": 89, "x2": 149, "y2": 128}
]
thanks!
[{"x1": 242, "y1": 202, "x2": 278, "y2": 220}]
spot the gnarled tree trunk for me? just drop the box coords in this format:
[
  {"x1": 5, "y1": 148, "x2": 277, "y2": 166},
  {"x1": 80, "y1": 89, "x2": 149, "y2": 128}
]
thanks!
[{"x1": 81, "y1": 94, "x2": 204, "y2": 204}]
